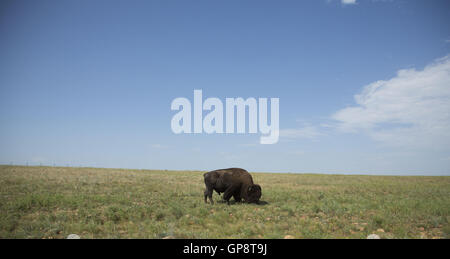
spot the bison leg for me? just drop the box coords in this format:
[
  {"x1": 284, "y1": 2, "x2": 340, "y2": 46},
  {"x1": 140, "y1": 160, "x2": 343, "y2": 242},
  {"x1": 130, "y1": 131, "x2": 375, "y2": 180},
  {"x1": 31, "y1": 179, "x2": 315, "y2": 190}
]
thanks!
[
  {"x1": 223, "y1": 186, "x2": 238, "y2": 205},
  {"x1": 204, "y1": 188, "x2": 214, "y2": 204},
  {"x1": 233, "y1": 189, "x2": 242, "y2": 202}
]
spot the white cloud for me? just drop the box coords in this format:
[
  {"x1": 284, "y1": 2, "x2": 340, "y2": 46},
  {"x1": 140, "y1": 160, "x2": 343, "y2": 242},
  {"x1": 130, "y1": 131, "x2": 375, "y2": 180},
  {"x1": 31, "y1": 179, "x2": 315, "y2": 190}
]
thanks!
[
  {"x1": 151, "y1": 144, "x2": 169, "y2": 149},
  {"x1": 280, "y1": 126, "x2": 323, "y2": 140},
  {"x1": 333, "y1": 55, "x2": 450, "y2": 149},
  {"x1": 341, "y1": 0, "x2": 357, "y2": 4}
]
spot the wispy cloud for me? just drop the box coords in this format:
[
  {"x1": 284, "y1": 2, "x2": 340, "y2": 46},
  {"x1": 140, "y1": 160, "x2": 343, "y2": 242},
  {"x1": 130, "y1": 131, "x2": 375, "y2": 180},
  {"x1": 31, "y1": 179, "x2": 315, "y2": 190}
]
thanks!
[
  {"x1": 332, "y1": 55, "x2": 450, "y2": 149},
  {"x1": 341, "y1": 0, "x2": 357, "y2": 5},
  {"x1": 151, "y1": 144, "x2": 169, "y2": 149},
  {"x1": 280, "y1": 126, "x2": 323, "y2": 140}
]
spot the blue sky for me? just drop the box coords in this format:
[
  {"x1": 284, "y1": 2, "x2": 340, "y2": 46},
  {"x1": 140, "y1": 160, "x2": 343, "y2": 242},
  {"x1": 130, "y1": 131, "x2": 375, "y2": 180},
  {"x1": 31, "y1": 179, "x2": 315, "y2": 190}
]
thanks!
[{"x1": 1, "y1": 0, "x2": 449, "y2": 175}]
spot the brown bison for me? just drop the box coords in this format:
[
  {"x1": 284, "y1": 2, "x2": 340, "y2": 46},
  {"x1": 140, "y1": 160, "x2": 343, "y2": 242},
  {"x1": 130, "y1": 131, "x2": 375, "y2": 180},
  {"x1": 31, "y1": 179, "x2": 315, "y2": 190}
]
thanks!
[{"x1": 203, "y1": 168, "x2": 262, "y2": 204}]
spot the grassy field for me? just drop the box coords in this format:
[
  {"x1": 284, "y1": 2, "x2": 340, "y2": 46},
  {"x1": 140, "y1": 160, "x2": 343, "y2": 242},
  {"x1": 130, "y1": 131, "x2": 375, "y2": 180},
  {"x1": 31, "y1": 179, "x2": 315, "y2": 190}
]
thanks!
[{"x1": 0, "y1": 165, "x2": 449, "y2": 239}]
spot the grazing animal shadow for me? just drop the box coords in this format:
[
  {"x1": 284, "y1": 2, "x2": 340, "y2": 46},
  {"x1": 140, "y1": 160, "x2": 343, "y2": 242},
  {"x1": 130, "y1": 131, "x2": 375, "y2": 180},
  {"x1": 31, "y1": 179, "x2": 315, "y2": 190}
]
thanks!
[{"x1": 215, "y1": 200, "x2": 269, "y2": 206}]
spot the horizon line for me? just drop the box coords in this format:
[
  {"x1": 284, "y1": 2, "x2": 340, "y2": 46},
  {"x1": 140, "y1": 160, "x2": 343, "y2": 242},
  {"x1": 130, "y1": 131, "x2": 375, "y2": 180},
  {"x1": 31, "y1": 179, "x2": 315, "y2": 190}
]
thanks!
[{"x1": 1, "y1": 164, "x2": 448, "y2": 177}]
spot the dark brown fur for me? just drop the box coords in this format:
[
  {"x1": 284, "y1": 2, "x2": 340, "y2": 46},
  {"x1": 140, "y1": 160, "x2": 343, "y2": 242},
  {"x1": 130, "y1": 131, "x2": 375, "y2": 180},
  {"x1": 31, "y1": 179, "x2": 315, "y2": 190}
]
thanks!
[{"x1": 203, "y1": 168, "x2": 262, "y2": 204}]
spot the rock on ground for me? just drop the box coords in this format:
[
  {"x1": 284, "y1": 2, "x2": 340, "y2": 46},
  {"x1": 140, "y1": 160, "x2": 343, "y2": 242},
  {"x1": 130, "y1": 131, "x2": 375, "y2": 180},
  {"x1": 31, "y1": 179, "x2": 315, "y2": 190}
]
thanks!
[
  {"x1": 367, "y1": 234, "x2": 380, "y2": 239},
  {"x1": 67, "y1": 234, "x2": 81, "y2": 239}
]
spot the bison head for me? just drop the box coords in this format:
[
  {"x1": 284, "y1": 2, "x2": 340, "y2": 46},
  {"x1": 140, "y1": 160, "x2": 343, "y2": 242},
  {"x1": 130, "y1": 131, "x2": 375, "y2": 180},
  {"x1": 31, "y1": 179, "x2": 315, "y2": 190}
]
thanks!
[{"x1": 247, "y1": 184, "x2": 262, "y2": 203}]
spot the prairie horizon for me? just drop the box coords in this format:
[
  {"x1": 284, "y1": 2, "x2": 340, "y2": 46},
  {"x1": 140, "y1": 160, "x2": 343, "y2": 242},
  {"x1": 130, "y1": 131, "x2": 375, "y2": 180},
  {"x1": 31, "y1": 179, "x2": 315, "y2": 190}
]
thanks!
[{"x1": 1, "y1": 164, "x2": 447, "y2": 177}]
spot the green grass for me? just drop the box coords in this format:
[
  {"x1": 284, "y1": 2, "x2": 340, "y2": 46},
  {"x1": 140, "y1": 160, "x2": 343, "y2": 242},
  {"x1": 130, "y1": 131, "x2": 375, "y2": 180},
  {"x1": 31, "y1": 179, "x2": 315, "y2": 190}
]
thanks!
[{"x1": 0, "y1": 165, "x2": 449, "y2": 239}]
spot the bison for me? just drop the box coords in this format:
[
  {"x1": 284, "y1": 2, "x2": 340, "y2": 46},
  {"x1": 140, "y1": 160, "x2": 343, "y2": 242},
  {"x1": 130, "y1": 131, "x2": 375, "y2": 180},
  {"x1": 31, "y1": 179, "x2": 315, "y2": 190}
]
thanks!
[{"x1": 203, "y1": 168, "x2": 262, "y2": 205}]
